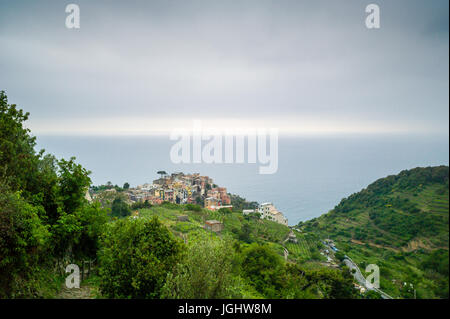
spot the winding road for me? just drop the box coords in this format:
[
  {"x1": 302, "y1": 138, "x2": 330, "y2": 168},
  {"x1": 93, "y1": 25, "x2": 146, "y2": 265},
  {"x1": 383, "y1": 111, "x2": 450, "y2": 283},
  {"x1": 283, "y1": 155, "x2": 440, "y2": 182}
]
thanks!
[{"x1": 344, "y1": 256, "x2": 393, "y2": 299}]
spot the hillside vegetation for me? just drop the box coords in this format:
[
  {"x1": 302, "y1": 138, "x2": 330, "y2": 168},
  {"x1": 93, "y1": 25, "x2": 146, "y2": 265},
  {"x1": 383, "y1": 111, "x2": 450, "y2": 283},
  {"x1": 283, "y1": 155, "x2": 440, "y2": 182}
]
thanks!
[
  {"x1": 1, "y1": 91, "x2": 358, "y2": 299},
  {"x1": 114, "y1": 203, "x2": 357, "y2": 299},
  {"x1": 301, "y1": 166, "x2": 449, "y2": 298},
  {"x1": 2, "y1": 90, "x2": 447, "y2": 299},
  {"x1": 136, "y1": 203, "x2": 325, "y2": 264}
]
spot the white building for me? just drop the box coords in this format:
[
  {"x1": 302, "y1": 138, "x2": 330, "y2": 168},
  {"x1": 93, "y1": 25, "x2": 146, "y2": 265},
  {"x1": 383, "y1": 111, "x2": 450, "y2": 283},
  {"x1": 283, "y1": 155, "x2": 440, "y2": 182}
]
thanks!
[
  {"x1": 136, "y1": 183, "x2": 156, "y2": 191},
  {"x1": 259, "y1": 203, "x2": 288, "y2": 225},
  {"x1": 243, "y1": 203, "x2": 288, "y2": 226}
]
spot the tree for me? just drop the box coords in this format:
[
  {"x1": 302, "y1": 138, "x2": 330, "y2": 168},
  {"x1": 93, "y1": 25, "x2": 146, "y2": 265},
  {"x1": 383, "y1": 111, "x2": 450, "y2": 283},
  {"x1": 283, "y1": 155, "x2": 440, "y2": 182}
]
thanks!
[
  {"x1": 123, "y1": 182, "x2": 130, "y2": 190},
  {"x1": 365, "y1": 290, "x2": 382, "y2": 299},
  {"x1": 0, "y1": 91, "x2": 109, "y2": 297},
  {"x1": 98, "y1": 217, "x2": 183, "y2": 298},
  {"x1": 161, "y1": 233, "x2": 239, "y2": 298},
  {"x1": 0, "y1": 91, "x2": 43, "y2": 199},
  {"x1": 335, "y1": 251, "x2": 346, "y2": 262},
  {"x1": 57, "y1": 157, "x2": 91, "y2": 215},
  {"x1": 131, "y1": 200, "x2": 152, "y2": 210},
  {"x1": 279, "y1": 263, "x2": 317, "y2": 298},
  {"x1": 50, "y1": 157, "x2": 95, "y2": 257},
  {"x1": 218, "y1": 207, "x2": 232, "y2": 215},
  {"x1": 244, "y1": 212, "x2": 261, "y2": 221},
  {"x1": 184, "y1": 203, "x2": 201, "y2": 212},
  {"x1": 111, "y1": 197, "x2": 131, "y2": 218},
  {"x1": 240, "y1": 243, "x2": 284, "y2": 298},
  {"x1": 304, "y1": 267, "x2": 359, "y2": 299},
  {"x1": 238, "y1": 223, "x2": 252, "y2": 243},
  {"x1": 52, "y1": 202, "x2": 108, "y2": 259},
  {"x1": 195, "y1": 196, "x2": 204, "y2": 206},
  {"x1": 0, "y1": 185, "x2": 50, "y2": 298},
  {"x1": 157, "y1": 171, "x2": 167, "y2": 178}
]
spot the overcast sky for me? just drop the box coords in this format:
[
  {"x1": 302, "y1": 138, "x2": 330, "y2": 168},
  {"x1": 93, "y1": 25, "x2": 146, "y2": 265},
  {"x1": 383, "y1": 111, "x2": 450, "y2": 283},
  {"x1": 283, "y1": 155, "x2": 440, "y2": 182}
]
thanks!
[{"x1": 0, "y1": 0, "x2": 448, "y2": 135}]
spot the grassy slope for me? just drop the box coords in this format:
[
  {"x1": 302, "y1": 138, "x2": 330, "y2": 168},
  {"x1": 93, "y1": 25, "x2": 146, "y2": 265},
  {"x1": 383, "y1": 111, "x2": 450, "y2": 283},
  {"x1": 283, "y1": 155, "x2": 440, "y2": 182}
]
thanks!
[
  {"x1": 301, "y1": 166, "x2": 449, "y2": 298},
  {"x1": 137, "y1": 204, "x2": 326, "y2": 268}
]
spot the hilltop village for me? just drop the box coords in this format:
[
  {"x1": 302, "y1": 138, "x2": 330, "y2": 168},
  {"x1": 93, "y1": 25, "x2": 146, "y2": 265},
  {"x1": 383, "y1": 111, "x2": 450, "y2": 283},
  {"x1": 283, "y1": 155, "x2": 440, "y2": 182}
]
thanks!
[{"x1": 89, "y1": 171, "x2": 288, "y2": 226}]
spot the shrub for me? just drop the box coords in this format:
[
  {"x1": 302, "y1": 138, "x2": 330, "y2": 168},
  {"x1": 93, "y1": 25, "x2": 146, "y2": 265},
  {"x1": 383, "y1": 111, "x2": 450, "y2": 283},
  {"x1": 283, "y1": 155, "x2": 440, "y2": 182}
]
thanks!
[
  {"x1": 0, "y1": 189, "x2": 50, "y2": 298},
  {"x1": 240, "y1": 243, "x2": 284, "y2": 298},
  {"x1": 218, "y1": 207, "x2": 232, "y2": 215},
  {"x1": 184, "y1": 203, "x2": 202, "y2": 212},
  {"x1": 335, "y1": 251, "x2": 346, "y2": 262},
  {"x1": 98, "y1": 217, "x2": 183, "y2": 298},
  {"x1": 161, "y1": 233, "x2": 239, "y2": 298},
  {"x1": 110, "y1": 197, "x2": 131, "y2": 218}
]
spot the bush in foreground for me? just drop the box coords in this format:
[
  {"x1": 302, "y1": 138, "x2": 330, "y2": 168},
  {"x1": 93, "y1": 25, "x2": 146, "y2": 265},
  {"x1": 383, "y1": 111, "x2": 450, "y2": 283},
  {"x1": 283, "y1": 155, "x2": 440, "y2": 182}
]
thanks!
[
  {"x1": 161, "y1": 233, "x2": 240, "y2": 298},
  {"x1": 98, "y1": 217, "x2": 182, "y2": 298}
]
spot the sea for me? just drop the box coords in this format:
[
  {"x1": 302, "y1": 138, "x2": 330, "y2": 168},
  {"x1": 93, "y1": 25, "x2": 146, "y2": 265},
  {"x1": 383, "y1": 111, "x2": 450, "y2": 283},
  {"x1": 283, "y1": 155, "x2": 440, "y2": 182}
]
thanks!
[{"x1": 35, "y1": 134, "x2": 449, "y2": 225}]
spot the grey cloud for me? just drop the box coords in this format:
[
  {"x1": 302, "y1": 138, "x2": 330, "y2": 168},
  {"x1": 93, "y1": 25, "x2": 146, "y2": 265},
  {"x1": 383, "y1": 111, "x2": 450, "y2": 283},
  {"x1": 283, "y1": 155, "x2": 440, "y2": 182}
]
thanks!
[{"x1": 0, "y1": 0, "x2": 448, "y2": 134}]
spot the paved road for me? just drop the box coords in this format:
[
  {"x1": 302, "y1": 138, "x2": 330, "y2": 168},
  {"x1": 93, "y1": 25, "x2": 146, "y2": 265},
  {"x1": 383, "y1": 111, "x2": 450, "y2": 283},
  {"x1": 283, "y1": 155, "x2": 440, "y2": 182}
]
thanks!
[
  {"x1": 344, "y1": 256, "x2": 393, "y2": 299},
  {"x1": 321, "y1": 241, "x2": 393, "y2": 299},
  {"x1": 344, "y1": 258, "x2": 366, "y2": 286}
]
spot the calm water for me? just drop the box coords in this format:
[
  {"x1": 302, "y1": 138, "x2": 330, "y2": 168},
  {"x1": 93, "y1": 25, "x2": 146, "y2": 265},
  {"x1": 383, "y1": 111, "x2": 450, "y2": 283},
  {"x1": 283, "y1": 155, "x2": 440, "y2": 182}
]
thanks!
[{"x1": 36, "y1": 134, "x2": 449, "y2": 225}]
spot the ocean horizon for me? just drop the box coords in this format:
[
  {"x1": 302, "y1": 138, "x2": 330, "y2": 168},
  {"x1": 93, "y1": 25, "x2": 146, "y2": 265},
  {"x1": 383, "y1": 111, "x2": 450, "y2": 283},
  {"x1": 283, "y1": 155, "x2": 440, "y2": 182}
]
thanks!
[{"x1": 36, "y1": 133, "x2": 449, "y2": 225}]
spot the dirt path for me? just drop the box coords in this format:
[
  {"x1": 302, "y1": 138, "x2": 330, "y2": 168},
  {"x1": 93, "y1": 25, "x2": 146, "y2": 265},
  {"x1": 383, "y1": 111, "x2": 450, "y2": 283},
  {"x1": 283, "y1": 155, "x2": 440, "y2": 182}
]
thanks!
[
  {"x1": 350, "y1": 239, "x2": 400, "y2": 252},
  {"x1": 56, "y1": 284, "x2": 94, "y2": 299}
]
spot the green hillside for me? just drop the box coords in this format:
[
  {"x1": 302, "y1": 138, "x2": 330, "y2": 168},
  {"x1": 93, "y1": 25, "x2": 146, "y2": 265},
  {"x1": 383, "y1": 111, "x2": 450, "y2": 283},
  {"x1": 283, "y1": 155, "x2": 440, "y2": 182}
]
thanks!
[
  {"x1": 101, "y1": 203, "x2": 357, "y2": 299},
  {"x1": 2, "y1": 91, "x2": 447, "y2": 299},
  {"x1": 136, "y1": 203, "x2": 324, "y2": 265},
  {"x1": 301, "y1": 166, "x2": 449, "y2": 298},
  {"x1": 0, "y1": 91, "x2": 358, "y2": 299}
]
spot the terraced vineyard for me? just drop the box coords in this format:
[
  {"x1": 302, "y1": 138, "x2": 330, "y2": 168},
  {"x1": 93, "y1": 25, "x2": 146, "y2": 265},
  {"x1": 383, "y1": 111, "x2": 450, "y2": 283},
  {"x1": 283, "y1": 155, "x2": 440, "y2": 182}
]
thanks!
[
  {"x1": 285, "y1": 234, "x2": 323, "y2": 262},
  {"x1": 302, "y1": 166, "x2": 449, "y2": 298}
]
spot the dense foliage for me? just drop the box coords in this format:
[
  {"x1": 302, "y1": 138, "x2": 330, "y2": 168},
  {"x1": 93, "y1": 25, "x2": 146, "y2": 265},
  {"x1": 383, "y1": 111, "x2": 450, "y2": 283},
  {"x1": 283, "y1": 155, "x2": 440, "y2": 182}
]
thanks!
[
  {"x1": 0, "y1": 91, "x2": 109, "y2": 297},
  {"x1": 301, "y1": 166, "x2": 449, "y2": 298},
  {"x1": 98, "y1": 217, "x2": 182, "y2": 298},
  {"x1": 128, "y1": 204, "x2": 360, "y2": 299},
  {"x1": 111, "y1": 197, "x2": 131, "y2": 218},
  {"x1": 5, "y1": 90, "x2": 439, "y2": 299},
  {"x1": 161, "y1": 233, "x2": 239, "y2": 298},
  {"x1": 0, "y1": 186, "x2": 50, "y2": 297},
  {"x1": 229, "y1": 194, "x2": 259, "y2": 211}
]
